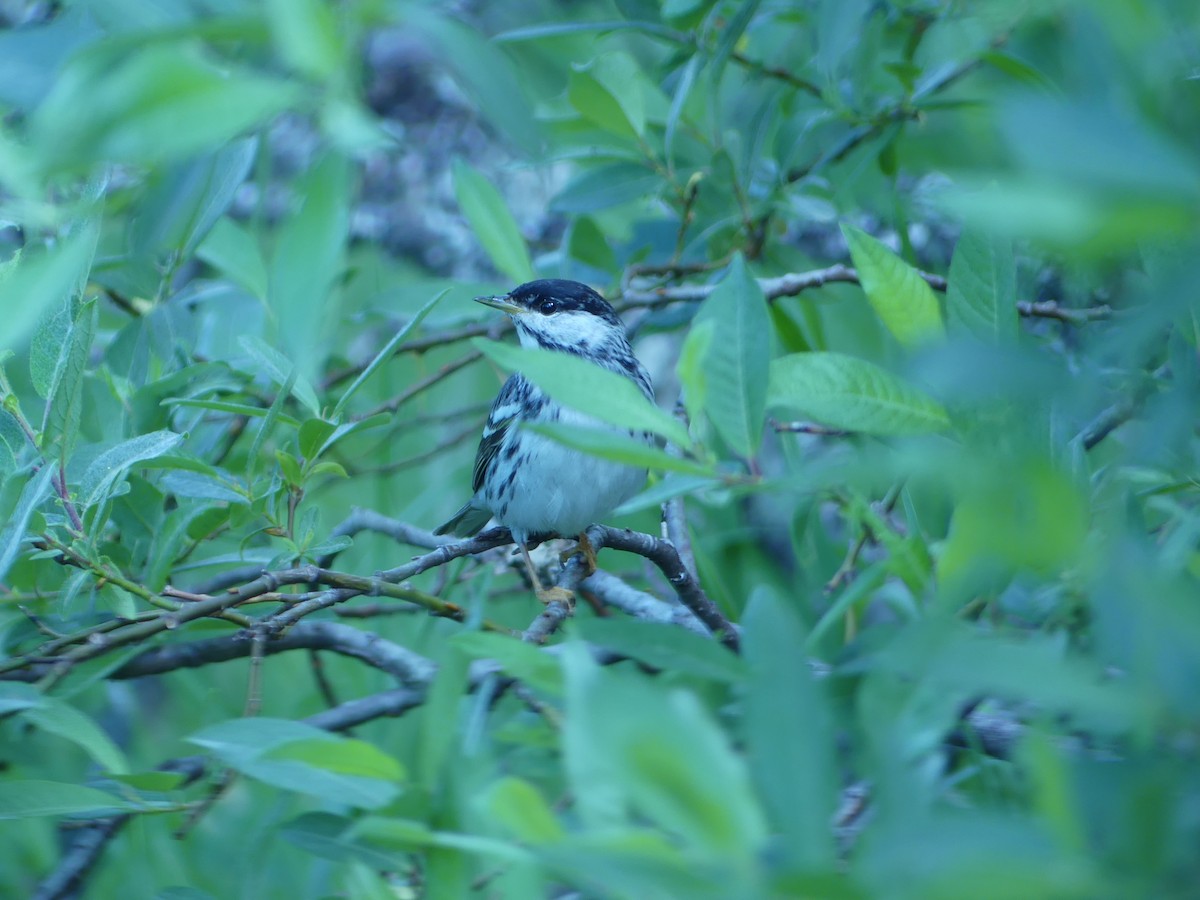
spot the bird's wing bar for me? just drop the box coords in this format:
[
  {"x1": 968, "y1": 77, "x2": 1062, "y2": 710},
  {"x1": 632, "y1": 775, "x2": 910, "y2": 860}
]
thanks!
[{"x1": 471, "y1": 374, "x2": 525, "y2": 493}]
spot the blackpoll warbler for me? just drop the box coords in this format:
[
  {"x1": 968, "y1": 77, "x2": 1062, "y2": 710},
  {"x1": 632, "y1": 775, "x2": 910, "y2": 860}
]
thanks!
[{"x1": 435, "y1": 279, "x2": 654, "y2": 605}]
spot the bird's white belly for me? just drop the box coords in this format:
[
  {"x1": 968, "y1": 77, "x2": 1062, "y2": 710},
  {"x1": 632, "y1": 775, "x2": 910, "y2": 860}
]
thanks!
[{"x1": 497, "y1": 415, "x2": 646, "y2": 539}]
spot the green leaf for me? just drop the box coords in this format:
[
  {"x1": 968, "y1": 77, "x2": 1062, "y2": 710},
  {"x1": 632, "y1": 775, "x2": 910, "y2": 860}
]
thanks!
[
  {"x1": 561, "y1": 644, "x2": 768, "y2": 853},
  {"x1": 298, "y1": 418, "x2": 338, "y2": 461},
  {"x1": 473, "y1": 338, "x2": 689, "y2": 447},
  {"x1": 568, "y1": 52, "x2": 646, "y2": 138},
  {"x1": 483, "y1": 777, "x2": 565, "y2": 844},
  {"x1": 400, "y1": 7, "x2": 540, "y2": 156},
  {"x1": 694, "y1": 255, "x2": 770, "y2": 457},
  {"x1": 576, "y1": 619, "x2": 745, "y2": 682},
  {"x1": 238, "y1": 335, "x2": 321, "y2": 417},
  {"x1": 21, "y1": 697, "x2": 131, "y2": 775},
  {"x1": 676, "y1": 319, "x2": 715, "y2": 429},
  {"x1": 452, "y1": 159, "x2": 534, "y2": 284},
  {"x1": 264, "y1": 0, "x2": 344, "y2": 79},
  {"x1": 551, "y1": 163, "x2": 660, "y2": 213},
  {"x1": 841, "y1": 224, "x2": 944, "y2": 346},
  {"x1": 331, "y1": 289, "x2": 449, "y2": 421},
  {"x1": 566, "y1": 217, "x2": 617, "y2": 274},
  {"x1": 0, "y1": 464, "x2": 55, "y2": 584},
  {"x1": 79, "y1": 430, "x2": 184, "y2": 509},
  {"x1": 767, "y1": 352, "x2": 949, "y2": 435},
  {"x1": 131, "y1": 137, "x2": 258, "y2": 259},
  {"x1": 31, "y1": 43, "x2": 298, "y2": 170},
  {"x1": 265, "y1": 737, "x2": 405, "y2": 782},
  {"x1": 1, "y1": 218, "x2": 99, "y2": 354},
  {"x1": 946, "y1": 229, "x2": 1017, "y2": 343},
  {"x1": 742, "y1": 587, "x2": 836, "y2": 868},
  {"x1": 527, "y1": 423, "x2": 715, "y2": 477},
  {"x1": 269, "y1": 154, "x2": 351, "y2": 388},
  {"x1": 197, "y1": 217, "x2": 268, "y2": 300},
  {"x1": 189, "y1": 718, "x2": 402, "y2": 810},
  {"x1": 43, "y1": 298, "x2": 97, "y2": 460},
  {"x1": 0, "y1": 780, "x2": 133, "y2": 819},
  {"x1": 161, "y1": 398, "x2": 300, "y2": 428},
  {"x1": 450, "y1": 632, "x2": 564, "y2": 696}
]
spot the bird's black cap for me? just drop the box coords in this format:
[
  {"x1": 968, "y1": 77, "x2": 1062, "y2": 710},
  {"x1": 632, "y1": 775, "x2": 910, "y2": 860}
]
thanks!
[{"x1": 506, "y1": 279, "x2": 621, "y2": 326}]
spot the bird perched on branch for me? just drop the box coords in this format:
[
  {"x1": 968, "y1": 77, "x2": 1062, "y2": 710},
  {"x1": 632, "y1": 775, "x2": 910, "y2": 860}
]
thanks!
[{"x1": 435, "y1": 279, "x2": 654, "y2": 606}]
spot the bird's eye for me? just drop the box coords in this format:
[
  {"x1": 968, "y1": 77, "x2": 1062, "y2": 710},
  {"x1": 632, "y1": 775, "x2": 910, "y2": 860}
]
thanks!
[{"x1": 537, "y1": 298, "x2": 558, "y2": 315}]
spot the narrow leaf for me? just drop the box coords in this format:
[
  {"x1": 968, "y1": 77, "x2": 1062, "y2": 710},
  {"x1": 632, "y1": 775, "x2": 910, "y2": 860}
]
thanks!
[
  {"x1": 0, "y1": 464, "x2": 55, "y2": 583},
  {"x1": 473, "y1": 338, "x2": 688, "y2": 447},
  {"x1": 0, "y1": 780, "x2": 133, "y2": 819},
  {"x1": 452, "y1": 159, "x2": 534, "y2": 283},
  {"x1": 79, "y1": 430, "x2": 184, "y2": 509},
  {"x1": 694, "y1": 255, "x2": 770, "y2": 456},
  {"x1": 238, "y1": 335, "x2": 321, "y2": 416},
  {"x1": 331, "y1": 289, "x2": 449, "y2": 420},
  {"x1": 43, "y1": 298, "x2": 97, "y2": 460},
  {"x1": 0, "y1": 219, "x2": 98, "y2": 353},
  {"x1": 528, "y1": 423, "x2": 714, "y2": 477},
  {"x1": 742, "y1": 587, "x2": 837, "y2": 867},
  {"x1": 269, "y1": 154, "x2": 351, "y2": 388},
  {"x1": 22, "y1": 698, "x2": 131, "y2": 775}
]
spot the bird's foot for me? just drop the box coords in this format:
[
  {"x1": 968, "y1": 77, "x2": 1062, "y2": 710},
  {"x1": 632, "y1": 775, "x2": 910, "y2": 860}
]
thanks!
[
  {"x1": 536, "y1": 585, "x2": 576, "y2": 610},
  {"x1": 560, "y1": 533, "x2": 599, "y2": 576}
]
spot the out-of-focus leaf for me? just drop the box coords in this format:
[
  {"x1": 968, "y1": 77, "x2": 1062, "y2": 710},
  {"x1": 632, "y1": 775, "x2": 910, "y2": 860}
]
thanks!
[
  {"x1": 0, "y1": 780, "x2": 134, "y2": 819},
  {"x1": 264, "y1": 0, "x2": 344, "y2": 79},
  {"x1": 568, "y1": 52, "x2": 646, "y2": 138},
  {"x1": 742, "y1": 587, "x2": 836, "y2": 868},
  {"x1": 551, "y1": 163, "x2": 660, "y2": 213},
  {"x1": 331, "y1": 290, "x2": 448, "y2": 420},
  {"x1": 561, "y1": 644, "x2": 767, "y2": 854},
  {"x1": 0, "y1": 7, "x2": 102, "y2": 110},
  {"x1": 400, "y1": 7, "x2": 539, "y2": 155},
  {"x1": 576, "y1": 619, "x2": 745, "y2": 682},
  {"x1": 197, "y1": 218, "x2": 268, "y2": 301},
  {"x1": 567, "y1": 217, "x2": 618, "y2": 273},
  {"x1": 21, "y1": 696, "x2": 131, "y2": 775},
  {"x1": 79, "y1": 430, "x2": 184, "y2": 509},
  {"x1": 1, "y1": 219, "x2": 99, "y2": 354},
  {"x1": 842, "y1": 224, "x2": 944, "y2": 346},
  {"x1": 768, "y1": 352, "x2": 950, "y2": 435},
  {"x1": 451, "y1": 632, "x2": 563, "y2": 696},
  {"x1": 946, "y1": 229, "x2": 1016, "y2": 343},
  {"x1": 131, "y1": 138, "x2": 258, "y2": 259},
  {"x1": 189, "y1": 718, "x2": 402, "y2": 809},
  {"x1": 452, "y1": 159, "x2": 534, "y2": 284},
  {"x1": 31, "y1": 44, "x2": 298, "y2": 170},
  {"x1": 269, "y1": 154, "x2": 351, "y2": 388},
  {"x1": 474, "y1": 338, "x2": 689, "y2": 447},
  {"x1": 483, "y1": 777, "x2": 565, "y2": 845},
  {"x1": 694, "y1": 254, "x2": 770, "y2": 457}
]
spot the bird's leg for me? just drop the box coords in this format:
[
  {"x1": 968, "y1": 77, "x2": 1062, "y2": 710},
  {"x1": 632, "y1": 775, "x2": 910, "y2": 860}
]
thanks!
[
  {"x1": 519, "y1": 541, "x2": 575, "y2": 609},
  {"x1": 560, "y1": 532, "x2": 599, "y2": 576}
]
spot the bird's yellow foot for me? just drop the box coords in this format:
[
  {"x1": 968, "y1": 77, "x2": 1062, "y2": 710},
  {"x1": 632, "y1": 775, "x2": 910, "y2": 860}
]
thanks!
[
  {"x1": 536, "y1": 586, "x2": 576, "y2": 609},
  {"x1": 560, "y1": 533, "x2": 599, "y2": 576}
]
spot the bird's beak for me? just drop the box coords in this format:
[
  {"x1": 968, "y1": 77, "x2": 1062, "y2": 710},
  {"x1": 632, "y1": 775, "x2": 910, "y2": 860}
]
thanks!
[{"x1": 474, "y1": 293, "x2": 525, "y2": 315}]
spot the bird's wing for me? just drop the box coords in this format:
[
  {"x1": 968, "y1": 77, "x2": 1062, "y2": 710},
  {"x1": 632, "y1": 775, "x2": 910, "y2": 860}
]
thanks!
[{"x1": 471, "y1": 374, "x2": 526, "y2": 493}]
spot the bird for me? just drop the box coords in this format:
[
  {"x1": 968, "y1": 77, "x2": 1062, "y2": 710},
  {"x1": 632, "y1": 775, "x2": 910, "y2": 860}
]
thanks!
[{"x1": 435, "y1": 279, "x2": 654, "y2": 606}]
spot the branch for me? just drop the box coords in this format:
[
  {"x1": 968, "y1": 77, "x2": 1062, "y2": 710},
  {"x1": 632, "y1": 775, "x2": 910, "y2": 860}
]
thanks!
[{"x1": 591, "y1": 525, "x2": 738, "y2": 649}]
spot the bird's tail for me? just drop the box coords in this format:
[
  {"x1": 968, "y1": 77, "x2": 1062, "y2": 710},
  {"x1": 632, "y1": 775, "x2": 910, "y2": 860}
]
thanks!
[{"x1": 434, "y1": 501, "x2": 493, "y2": 537}]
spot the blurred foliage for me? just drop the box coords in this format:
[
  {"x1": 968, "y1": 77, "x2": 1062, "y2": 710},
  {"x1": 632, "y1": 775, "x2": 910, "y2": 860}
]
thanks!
[{"x1": 0, "y1": 0, "x2": 1198, "y2": 898}]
